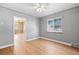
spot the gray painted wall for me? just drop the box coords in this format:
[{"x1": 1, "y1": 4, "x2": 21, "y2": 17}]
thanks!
[
  {"x1": 0, "y1": 6, "x2": 39, "y2": 47},
  {"x1": 40, "y1": 6, "x2": 79, "y2": 44},
  {"x1": 26, "y1": 17, "x2": 39, "y2": 39},
  {"x1": 0, "y1": 10, "x2": 13, "y2": 47}
]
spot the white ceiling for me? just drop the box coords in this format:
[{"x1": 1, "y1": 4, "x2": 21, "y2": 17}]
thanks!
[{"x1": 0, "y1": 3, "x2": 79, "y2": 18}]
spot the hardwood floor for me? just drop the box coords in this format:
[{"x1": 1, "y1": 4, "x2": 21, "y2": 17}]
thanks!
[
  {"x1": 0, "y1": 34, "x2": 79, "y2": 55},
  {"x1": 0, "y1": 46, "x2": 14, "y2": 55},
  {"x1": 28, "y1": 39, "x2": 79, "y2": 55}
]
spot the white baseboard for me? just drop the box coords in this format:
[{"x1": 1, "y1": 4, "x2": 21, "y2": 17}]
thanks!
[
  {"x1": 25, "y1": 37, "x2": 40, "y2": 41},
  {"x1": 0, "y1": 37, "x2": 71, "y2": 49},
  {"x1": 25, "y1": 37, "x2": 71, "y2": 46},
  {"x1": 0, "y1": 44, "x2": 14, "y2": 49},
  {"x1": 39, "y1": 37, "x2": 71, "y2": 46}
]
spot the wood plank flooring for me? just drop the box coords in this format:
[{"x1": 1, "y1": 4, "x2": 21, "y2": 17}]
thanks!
[
  {"x1": 0, "y1": 34, "x2": 79, "y2": 55},
  {"x1": 0, "y1": 46, "x2": 13, "y2": 55},
  {"x1": 27, "y1": 39, "x2": 79, "y2": 55}
]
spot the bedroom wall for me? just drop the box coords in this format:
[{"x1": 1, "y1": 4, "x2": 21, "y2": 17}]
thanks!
[
  {"x1": 40, "y1": 6, "x2": 79, "y2": 44},
  {"x1": 0, "y1": 6, "x2": 39, "y2": 47}
]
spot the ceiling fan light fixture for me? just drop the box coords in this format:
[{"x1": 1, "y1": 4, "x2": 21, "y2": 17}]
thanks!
[
  {"x1": 34, "y1": 3, "x2": 49, "y2": 12},
  {"x1": 36, "y1": 8, "x2": 42, "y2": 12}
]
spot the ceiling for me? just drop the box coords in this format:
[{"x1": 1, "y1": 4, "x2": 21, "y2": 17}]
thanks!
[{"x1": 0, "y1": 3, "x2": 79, "y2": 18}]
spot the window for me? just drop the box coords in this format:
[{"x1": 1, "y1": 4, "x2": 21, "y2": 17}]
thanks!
[{"x1": 47, "y1": 16, "x2": 63, "y2": 33}]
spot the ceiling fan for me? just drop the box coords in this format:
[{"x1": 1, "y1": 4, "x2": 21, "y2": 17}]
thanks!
[{"x1": 31, "y1": 3, "x2": 50, "y2": 12}]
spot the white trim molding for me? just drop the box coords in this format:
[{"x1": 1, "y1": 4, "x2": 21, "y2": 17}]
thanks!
[
  {"x1": 39, "y1": 37, "x2": 71, "y2": 46},
  {"x1": 25, "y1": 37, "x2": 40, "y2": 41},
  {"x1": 0, "y1": 44, "x2": 14, "y2": 49},
  {"x1": 25, "y1": 37, "x2": 71, "y2": 46},
  {"x1": 0, "y1": 37, "x2": 71, "y2": 49}
]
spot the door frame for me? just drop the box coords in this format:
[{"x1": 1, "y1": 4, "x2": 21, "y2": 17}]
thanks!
[{"x1": 13, "y1": 16, "x2": 26, "y2": 41}]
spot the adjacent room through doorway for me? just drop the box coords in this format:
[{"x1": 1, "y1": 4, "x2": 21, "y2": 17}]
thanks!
[{"x1": 14, "y1": 16, "x2": 27, "y2": 54}]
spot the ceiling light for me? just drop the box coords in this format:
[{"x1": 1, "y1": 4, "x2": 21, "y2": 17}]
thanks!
[{"x1": 34, "y1": 3, "x2": 49, "y2": 12}]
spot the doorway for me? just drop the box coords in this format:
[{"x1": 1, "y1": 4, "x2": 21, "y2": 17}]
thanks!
[
  {"x1": 14, "y1": 16, "x2": 26, "y2": 34},
  {"x1": 14, "y1": 16, "x2": 26, "y2": 54}
]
